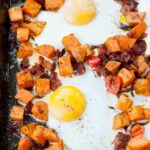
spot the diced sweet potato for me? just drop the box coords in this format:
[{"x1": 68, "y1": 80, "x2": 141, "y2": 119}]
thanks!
[
  {"x1": 35, "y1": 45, "x2": 55, "y2": 58},
  {"x1": 16, "y1": 70, "x2": 34, "y2": 89},
  {"x1": 127, "y1": 106, "x2": 145, "y2": 122},
  {"x1": 105, "y1": 61, "x2": 121, "y2": 73},
  {"x1": 22, "y1": 0, "x2": 41, "y2": 18},
  {"x1": 31, "y1": 125, "x2": 46, "y2": 145},
  {"x1": 44, "y1": 141, "x2": 64, "y2": 150},
  {"x1": 35, "y1": 78, "x2": 50, "y2": 94},
  {"x1": 71, "y1": 46, "x2": 86, "y2": 63},
  {"x1": 118, "y1": 68, "x2": 135, "y2": 87},
  {"x1": 17, "y1": 28, "x2": 30, "y2": 42},
  {"x1": 146, "y1": 72, "x2": 150, "y2": 82},
  {"x1": 58, "y1": 54, "x2": 73, "y2": 76},
  {"x1": 136, "y1": 55, "x2": 148, "y2": 74},
  {"x1": 62, "y1": 34, "x2": 81, "y2": 52},
  {"x1": 8, "y1": 7, "x2": 23, "y2": 22},
  {"x1": 15, "y1": 89, "x2": 34, "y2": 104},
  {"x1": 128, "y1": 22, "x2": 147, "y2": 39},
  {"x1": 81, "y1": 44, "x2": 94, "y2": 56},
  {"x1": 17, "y1": 42, "x2": 33, "y2": 58},
  {"x1": 11, "y1": 23, "x2": 21, "y2": 33},
  {"x1": 21, "y1": 123, "x2": 38, "y2": 138},
  {"x1": 116, "y1": 94, "x2": 133, "y2": 111},
  {"x1": 43, "y1": 128, "x2": 60, "y2": 142},
  {"x1": 126, "y1": 12, "x2": 145, "y2": 25},
  {"x1": 39, "y1": 56, "x2": 51, "y2": 70},
  {"x1": 104, "y1": 37, "x2": 121, "y2": 53},
  {"x1": 113, "y1": 112, "x2": 130, "y2": 130},
  {"x1": 144, "y1": 109, "x2": 150, "y2": 120},
  {"x1": 45, "y1": 0, "x2": 64, "y2": 11},
  {"x1": 10, "y1": 105, "x2": 24, "y2": 121},
  {"x1": 130, "y1": 124, "x2": 145, "y2": 137},
  {"x1": 31, "y1": 101, "x2": 48, "y2": 121},
  {"x1": 134, "y1": 79, "x2": 150, "y2": 96},
  {"x1": 18, "y1": 137, "x2": 33, "y2": 150},
  {"x1": 128, "y1": 135, "x2": 150, "y2": 150},
  {"x1": 23, "y1": 21, "x2": 46, "y2": 36}
]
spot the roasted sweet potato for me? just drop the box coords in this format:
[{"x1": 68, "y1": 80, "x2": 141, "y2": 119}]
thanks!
[
  {"x1": 31, "y1": 101, "x2": 48, "y2": 121},
  {"x1": 17, "y1": 28, "x2": 30, "y2": 42},
  {"x1": 113, "y1": 112, "x2": 130, "y2": 130},
  {"x1": 126, "y1": 12, "x2": 145, "y2": 25},
  {"x1": 146, "y1": 72, "x2": 150, "y2": 82},
  {"x1": 15, "y1": 89, "x2": 34, "y2": 104},
  {"x1": 44, "y1": 141, "x2": 64, "y2": 150},
  {"x1": 128, "y1": 22, "x2": 147, "y2": 39},
  {"x1": 134, "y1": 79, "x2": 150, "y2": 96},
  {"x1": 130, "y1": 124, "x2": 145, "y2": 137},
  {"x1": 118, "y1": 68, "x2": 135, "y2": 87},
  {"x1": 16, "y1": 70, "x2": 34, "y2": 89},
  {"x1": 45, "y1": 0, "x2": 64, "y2": 11},
  {"x1": 35, "y1": 45, "x2": 55, "y2": 58},
  {"x1": 17, "y1": 42, "x2": 33, "y2": 58},
  {"x1": 8, "y1": 7, "x2": 23, "y2": 22},
  {"x1": 23, "y1": 21, "x2": 46, "y2": 36},
  {"x1": 81, "y1": 44, "x2": 94, "y2": 56},
  {"x1": 35, "y1": 78, "x2": 50, "y2": 94},
  {"x1": 127, "y1": 106, "x2": 145, "y2": 122},
  {"x1": 43, "y1": 128, "x2": 60, "y2": 142},
  {"x1": 116, "y1": 94, "x2": 133, "y2": 111},
  {"x1": 58, "y1": 54, "x2": 73, "y2": 76},
  {"x1": 71, "y1": 46, "x2": 86, "y2": 63},
  {"x1": 39, "y1": 56, "x2": 52, "y2": 70},
  {"x1": 62, "y1": 34, "x2": 81, "y2": 52},
  {"x1": 22, "y1": 0, "x2": 41, "y2": 18},
  {"x1": 105, "y1": 61, "x2": 121, "y2": 73},
  {"x1": 10, "y1": 105, "x2": 25, "y2": 121},
  {"x1": 18, "y1": 137, "x2": 33, "y2": 150},
  {"x1": 144, "y1": 109, "x2": 150, "y2": 120}
]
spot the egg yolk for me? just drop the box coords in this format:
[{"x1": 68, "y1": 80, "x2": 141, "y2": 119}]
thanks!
[
  {"x1": 64, "y1": 0, "x2": 96, "y2": 25},
  {"x1": 49, "y1": 86, "x2": 86, "y2": 121}
]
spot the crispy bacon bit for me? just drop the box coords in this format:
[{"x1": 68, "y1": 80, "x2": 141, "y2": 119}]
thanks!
[
  {"x1": 20, "y1": 57, "x2": 30, "y2": 70},
  {"x1": 30, "y1": 63, "x2": 44, "y2": 76},
  {"x1": 25, "y1": 102, "x2": 33, "y2": 115},
  {"x1": 55, "y1": 49, "x2": 65, "y2": 58},
  {"x1": 75, "y1": 63, "x2": 86, "y2": 75}
]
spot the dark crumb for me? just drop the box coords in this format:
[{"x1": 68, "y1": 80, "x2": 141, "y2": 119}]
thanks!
[
  {"x1": 35, "y1": 95, "x2": 44, "y2": 99},
  {"x1": 20, "y1": 57, "x2": 30, "y2": 70},
  {"x1": 25, "y1": 102, "x2": 33, "y2": 115},
  {"x1": 51, "y1": 61, "x2": 56, "y2": 72},
  {"x1": 108, "y1": 106, "x2": 116, "y2": 110}
]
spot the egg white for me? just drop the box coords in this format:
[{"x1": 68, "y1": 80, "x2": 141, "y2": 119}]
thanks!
[{"x1": 26, "y1": 0, "x2": 150, "y2": 149}]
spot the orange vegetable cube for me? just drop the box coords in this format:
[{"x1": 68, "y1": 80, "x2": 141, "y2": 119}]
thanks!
[
  {"x1": 39, "y1": 56, "x2": 52, "y2": 70},
  {"x1": 17, "y1": 42, "x2": 33, "y2": 58},
  {"x1": 118, "y1": 68, "x2": 135, "y2": 87},
  {"x1": 81, "y1": 44, "x2": 94, "y2": 56},
  {"x1": 10, "y1": 105, "x2": 24, "y2": 121},
  {"x1": 144, "y1": 109, "x2": 150, "y2": 120},
  {"x1": 17, "y1": 28, "x2": 30, "y2": 42},
  {"x1": 62, "y1": 34, "x2": 81, "y2": 52},
  {"x1": 105, "y1": 61, "x2": 121, "y2": 73},
  {"x1": 146, "y1": 72, "x2": 150, "y2": 82},
  {"x1": 8, "y1": 7, "x2": 23, "y2": 22},
  {"x1": 22, "y1": 0, "x2": 41, "y2": 18},
  {"x1": 35, "y1": 45, "x2": 55, "y2": 58},
  {"x1": 44, "y1": 141, "x2": 64, "y2": 150},
  {"x1": 116, "y1": 94, "x2": 133, "y2": 111},
  {"x1": 18, "y1": 137, "x2": 33, "y2": 150},
  {"x1": 130, "y1": 124, "x2": 145, "y2": 137},
  {"x1": 35, "y1": 78, "x2": 50, "y2": 94},
  {"x1": 15, "y1": 89, "x2": 34, "y2": 104},
  {"x1": 58, "y1": 55, "x2": 73, "y2": 76}
]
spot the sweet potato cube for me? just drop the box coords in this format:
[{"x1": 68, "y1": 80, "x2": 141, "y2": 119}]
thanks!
[
  {"x1": 128, "y1": 135, "x2": 150, "y2": 150},
  {"x1": 17, "y1": 42, "x2": 33, "y2": 58},
  {"x1": 35, "y1": 45, "x2": 55, "y2": 58},
  {"x1": 136, "y1": 55, "x2": 148, "y2": 74},
  {"x1": 144, "y1": 109, "x2": 150, "y2": 120},
  {"x1": 43, "y1": 128, "x2": 60, "y2": 142},
  {"x1": 127, "y1": 106, "x2": 145, "y2": 122},
  {"x1": 8, "y1": 7, "x2": 23, "y2": 22},
  {"x1": 22, "y1": 0, "x2": 41, "y2": 18},
  {"x1": 31, "y1": 101, "x2": 48, "y2": 121},
  {"x1": 58, "y1": 54, "x2": 73, "y2": 76},
  {"x1": 118, "y1": 68, "x2": 135, "y2": 87},
  {"x1": 18, "y1": 137, "x2": 33, "y2": 150},
  {"x1": 39, "y1": 56, "x2": 52, "y2": 70},
  {"x1": 35, "y1": 78, "x2": 50, "y2": 94},
  {"x1": 16, "y1": 70, "x2": 34, "y2": 89},
  {"x1": 113, "y1": 112, "x2": 130, "y2": 130},
  {"x1": 105, "y1": 61, "x2": 121, "y2": 73},
  {"x1": 31, "y1": 125, "x2": 46, "y2": 145},
  {"x1": 10, "y1": 105, "x2": 24, "y2": 121},
  {"x1": 45, "y1": 0, "x2": 64, "y2": 11},
  {"x1": 116, "y1": 94, "x2": 133, "y2": 111},
  {"x1": 44, "y1": 141, "x2": 64, "y2": 150},
  {"x1": 15, "y1": 89, "x2": 34, "y2": 104},
  {"x1": 17, "y1": 28, "x2": 30, "y2": 42},
  {"x1": 126, "y1": 12, "x2": 145, "y2": 25},
  {"x1": 23, "y1": 21, "x2": 46, "y2": 36},
  {"x1": 134, "y1": 79, "x2": 150, "y2": 96},
  {"x1": 128, "y1": 22, "x2": 147, "y2": 39},
  {"x1": 71, "y1": 46, "x2": 86, "y2": 63},
  {"x1": 81, "y1": 44, "x2": 94, "y2": 56},
  {"x1": 62, "y1": 34, "x2": 81, "y2": 52},
  {"x1": 146, "y1": 72, "x2": 150, "y2": 82}
]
